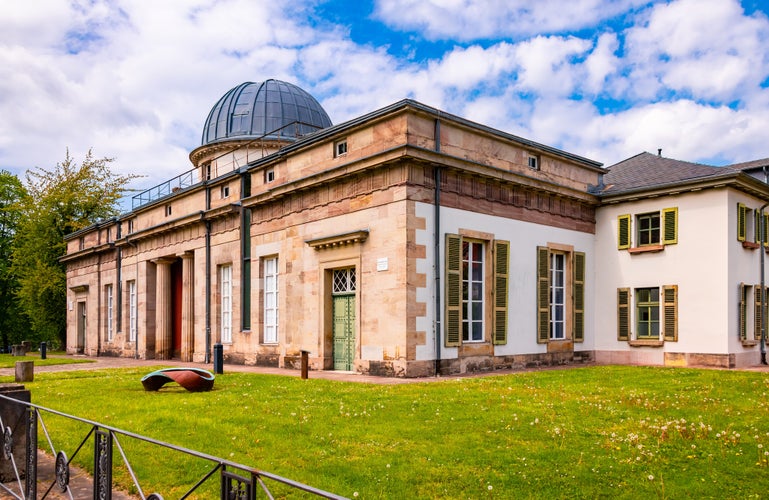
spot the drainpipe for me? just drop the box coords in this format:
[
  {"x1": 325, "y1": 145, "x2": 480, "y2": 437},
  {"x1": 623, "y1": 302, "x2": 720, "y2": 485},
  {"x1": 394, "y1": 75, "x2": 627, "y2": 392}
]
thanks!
[
  {"x1": 761, "y1": 166, "x2": 769, "y2": 364},
  {"x1": 204, "y1": 183, "x2": 212, "y2": 364},
  {"x1": 434, "y1": 118, "x2": 442, "y2": 376}
]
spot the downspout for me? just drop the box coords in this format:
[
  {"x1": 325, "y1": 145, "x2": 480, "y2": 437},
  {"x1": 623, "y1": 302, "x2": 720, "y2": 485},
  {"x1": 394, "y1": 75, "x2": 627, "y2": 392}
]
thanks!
[
  {"x1": 434, "y1": 118, "x2": 442, "y2": 376},
  {"x1": 205, "y1": 186, "x2": 212, "y2": 364},
  {"x1": 761, "y1": 166, "x2": 769, "y2": 364}
]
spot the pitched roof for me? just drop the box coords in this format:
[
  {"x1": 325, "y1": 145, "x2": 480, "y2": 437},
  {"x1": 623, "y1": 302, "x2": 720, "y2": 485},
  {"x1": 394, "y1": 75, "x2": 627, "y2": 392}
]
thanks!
[
  {"x1": 727, "y1": 157, "x2": 769, "y2": 171},
  {"x1": 600, "y1": 151, "x2": 737, "y2": 196}
]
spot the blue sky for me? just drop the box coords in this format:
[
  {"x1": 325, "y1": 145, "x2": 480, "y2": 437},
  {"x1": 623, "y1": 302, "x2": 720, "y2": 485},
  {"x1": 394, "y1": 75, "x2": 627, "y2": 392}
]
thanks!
[{"x1": 1, "y1": 0, "x2": 769, "y2": 196}]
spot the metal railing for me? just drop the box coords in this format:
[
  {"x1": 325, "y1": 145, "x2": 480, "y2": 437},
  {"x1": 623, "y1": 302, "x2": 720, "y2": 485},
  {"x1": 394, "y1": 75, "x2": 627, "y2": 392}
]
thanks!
[
  {"x1": 0, "y1": 394, "x2": 346, "y2": 499},
  {"x1": 131, "y1": 120, "x2": 327, "y2": 210}
]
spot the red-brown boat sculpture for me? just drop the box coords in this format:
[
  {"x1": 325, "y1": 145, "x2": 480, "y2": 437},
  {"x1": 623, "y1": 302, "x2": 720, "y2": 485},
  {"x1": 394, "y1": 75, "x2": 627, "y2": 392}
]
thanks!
[{"x1": 141, "y1": 367, "x2": 215, "y2": 392}]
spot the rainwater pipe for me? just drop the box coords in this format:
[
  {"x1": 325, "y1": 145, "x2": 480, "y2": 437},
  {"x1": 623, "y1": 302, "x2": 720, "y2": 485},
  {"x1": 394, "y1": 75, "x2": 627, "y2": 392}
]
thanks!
[
  {"x1": 761, "y1": 166, "x2": 769, "y2": 364},
  {"x1": 204, "y1": 186, "x2": 212, "y2": 364},
  {"x1": 434, "y1": 118, "x2": 442, "y2": 376}
]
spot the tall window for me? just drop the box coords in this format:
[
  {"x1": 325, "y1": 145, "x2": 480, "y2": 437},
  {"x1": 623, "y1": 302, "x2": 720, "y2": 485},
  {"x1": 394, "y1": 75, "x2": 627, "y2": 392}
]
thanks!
[
  {"x1": 128, "y1": 281, "x2": 137, "y2": 342},
  {"x1": 636, "y1": 287, "x2": 660, "y2": 338},
  {"x1": 462, "y1": 241, "x2": 485, "y2": 342},
  {"x1": 537, "y1": 246, "x2": 586, "y2": 344},
  {"x1": 549, "y1": 253, "x2": 565, "y2": 340},
  {"x1": 106, "y1": 284, "x2": 113, "y2": 342},
  {"x1": 263, "y1": 257, "x2": 278, "y2": 344},
  {"x1": 221, "y1": 265, "x2": 232, "y2": 343}
]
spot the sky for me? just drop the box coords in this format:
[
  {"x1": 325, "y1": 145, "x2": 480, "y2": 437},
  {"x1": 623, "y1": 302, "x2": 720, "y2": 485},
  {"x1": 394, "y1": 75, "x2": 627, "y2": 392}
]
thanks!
[{"x1": 2, "y1": 0, "x2": 769, "y2": 200}]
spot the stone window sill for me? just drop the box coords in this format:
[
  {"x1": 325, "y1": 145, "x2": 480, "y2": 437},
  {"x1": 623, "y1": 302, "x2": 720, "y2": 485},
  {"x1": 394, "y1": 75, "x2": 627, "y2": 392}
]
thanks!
[
  {"x1": 743, "y1": 241, "x2": 761, "y2": 250},
  {"x1": 628, "y1": 339, "x2": 664, "y2": 347},
  {"x1": 628, "y1": 245, "x2": 664, "y2": 254},
  {"x1": 742, "y1": 339, "x2": 758, "y2": 347}
]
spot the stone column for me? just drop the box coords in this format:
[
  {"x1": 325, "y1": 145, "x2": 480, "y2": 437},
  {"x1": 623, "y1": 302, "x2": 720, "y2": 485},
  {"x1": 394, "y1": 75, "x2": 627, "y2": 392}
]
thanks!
[
  {"x1": 181, "y1": 252, "x2": 195, "y2": 362},
  {"x1": 154, "y1": 258, "x2": 173, "y2": 360}
]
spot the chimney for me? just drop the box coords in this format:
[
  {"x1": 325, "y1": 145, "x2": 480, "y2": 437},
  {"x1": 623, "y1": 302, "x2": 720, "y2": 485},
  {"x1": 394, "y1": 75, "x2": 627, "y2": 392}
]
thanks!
[{"x1": 657, "y1": 148, "x2": 662, "y2": 157}]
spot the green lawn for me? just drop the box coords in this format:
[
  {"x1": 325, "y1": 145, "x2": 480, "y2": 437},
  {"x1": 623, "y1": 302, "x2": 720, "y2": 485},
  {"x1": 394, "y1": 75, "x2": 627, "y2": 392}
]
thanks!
[
  {"x1": 12, "y1": 365, "x2": 769, "y2": 499},
  {"x1": 0, "y1": 352, "x2": 95, "y2": 368}
]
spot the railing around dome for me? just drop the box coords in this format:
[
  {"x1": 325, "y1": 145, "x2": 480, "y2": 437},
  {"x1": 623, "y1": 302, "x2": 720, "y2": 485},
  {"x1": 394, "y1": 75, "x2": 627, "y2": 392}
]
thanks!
[{"x1": 131, "y1": 121, "x2": 327, "y2": 210}]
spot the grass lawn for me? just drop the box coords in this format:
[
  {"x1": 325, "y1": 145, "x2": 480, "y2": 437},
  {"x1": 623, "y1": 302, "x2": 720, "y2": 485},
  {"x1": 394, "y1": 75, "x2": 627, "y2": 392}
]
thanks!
[
  {"x1": 11, "y1": 365, "x2": 769, "y2": 499},
  {"x1": 0, "y1": 352, "x2": 95, "y2": 368}
]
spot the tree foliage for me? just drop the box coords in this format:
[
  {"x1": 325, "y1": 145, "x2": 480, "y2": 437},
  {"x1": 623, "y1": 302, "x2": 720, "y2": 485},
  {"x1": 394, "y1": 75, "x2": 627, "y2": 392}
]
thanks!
[
  {"x1": 12, "y1": 150, "x2": 138, "y2": 347},
  {"x1": 0, "y1": 171, "x2": 27, "y2": 348}
]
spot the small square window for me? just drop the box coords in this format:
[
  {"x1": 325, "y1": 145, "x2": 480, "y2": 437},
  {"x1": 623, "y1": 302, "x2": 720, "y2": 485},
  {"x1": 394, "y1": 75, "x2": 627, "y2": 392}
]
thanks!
[
  {"x1": 221, "y1": 185, "x2": 230, "y2": 199},
  {"x1": 334, "y1": 140, "x2": 348, "y2": 157},
  {"x1": 265, "y1": 170, "x2": 275, "y2": 183},
  {"x1": 528, "y1": 154, "x2": 539, "y2": 170},
  {"x1": 165, "y1": 205, "x2": 172, "y2": 217},
  {"x1": 637, "y1": 212, "x2": 661, "y2": 246}
]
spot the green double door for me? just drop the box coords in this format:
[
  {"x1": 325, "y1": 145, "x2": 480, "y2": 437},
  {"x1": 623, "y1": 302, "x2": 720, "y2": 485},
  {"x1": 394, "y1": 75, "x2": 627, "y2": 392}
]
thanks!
[{"x1": 332, "y1": 294, "x2": 355, "y2": 371}]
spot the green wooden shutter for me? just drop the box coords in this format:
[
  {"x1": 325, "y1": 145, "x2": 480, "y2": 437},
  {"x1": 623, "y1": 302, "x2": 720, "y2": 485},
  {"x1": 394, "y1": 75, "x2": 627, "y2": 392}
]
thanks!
[
  {"x1": 738, "y1": 203, "x2": 747, "y2": 242},
  {"x1": 573, "y1": 252, "x2": 585, "y2": 342},
  {"x1": 617, "y1": 288, "x2": 630, "y2": 341},
  {"x1": 763, "y1": 213, "x2": 769, "y2": 247},
  {"x1": 662, "y1": 285, "x2": 678, "y2": 341},
  {"x1": 662, "y1": 207, "x2": 678, "y2": 245},
  {"x1": 755, "y1": 285, "x2": 763, "y2": 340},
  {"x1": 756, "y1": 211, "x2": 762, "y2": 243},
  {"x1": 493, "y1": 240, "x2": 509, "y2": 345},
  {"x1": 739, "y1": 283, "x2": 747, "y2": 341},
  {"x1": 445, "y1": 234, "x2": 462, "y2": 347},
  {"x1": 618, "y1": 215, "x2": 631, "y2": 249},
  {"x1": 537, "y1": 246, "x2": 550, "y2": 343}
]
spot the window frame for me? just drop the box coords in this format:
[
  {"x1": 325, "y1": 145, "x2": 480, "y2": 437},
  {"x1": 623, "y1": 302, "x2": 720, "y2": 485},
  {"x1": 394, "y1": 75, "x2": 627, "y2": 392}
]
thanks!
[
  {"x1": 635, "y1": 287, "x2": 660, "y2": 339},
  {"x1": 220, "y1": 264, "x2": 233, "y2": 344},
  {"x1": 549, "y1": 252, "x2": 566, "y2": 340},
  {"x1": 263, "y1": 257, "x2": 279, "y2": 344},
  {"x1": 334, "y1": 139, "x2": 348, "y2": 158},
  {"x1": 636, "y1": 212, "x2": 661, "y2": 246},
  {"x1": 128, "y1": 280, "x2": 137, "y2": 342},
  {"x1": 106, "y1": 284, "x2": 113, "y2": 342},
  {"x1": 461, "y1": 239, "x2": 485, "y2": 343}
]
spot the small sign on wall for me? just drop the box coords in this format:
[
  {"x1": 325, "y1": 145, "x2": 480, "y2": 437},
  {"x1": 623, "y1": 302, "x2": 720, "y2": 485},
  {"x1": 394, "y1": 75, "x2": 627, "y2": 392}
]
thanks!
[{"x1": 377, "y1": 258, "x2": 389, "y2": 271}]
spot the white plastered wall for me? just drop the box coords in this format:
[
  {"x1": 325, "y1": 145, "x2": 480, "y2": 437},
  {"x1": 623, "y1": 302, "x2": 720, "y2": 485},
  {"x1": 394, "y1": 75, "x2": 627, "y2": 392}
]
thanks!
[{"x1": 414, "y1": 202, "x2": 596, "y2": 361}]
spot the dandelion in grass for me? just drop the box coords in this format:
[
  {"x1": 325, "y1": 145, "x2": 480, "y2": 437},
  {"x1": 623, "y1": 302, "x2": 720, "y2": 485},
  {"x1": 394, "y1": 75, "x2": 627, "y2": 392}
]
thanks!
[{"x1": 648, "y1": 474, "x2": 654, "y2": 481}]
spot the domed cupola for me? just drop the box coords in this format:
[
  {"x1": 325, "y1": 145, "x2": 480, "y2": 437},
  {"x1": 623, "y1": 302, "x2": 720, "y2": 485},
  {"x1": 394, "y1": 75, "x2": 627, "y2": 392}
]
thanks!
[
  {"x1": 201, "y1": 79, "x2": 332, "y2": 145},
  {"x1": 190, "y1": 79, "x2": 332, "y2": 168}
]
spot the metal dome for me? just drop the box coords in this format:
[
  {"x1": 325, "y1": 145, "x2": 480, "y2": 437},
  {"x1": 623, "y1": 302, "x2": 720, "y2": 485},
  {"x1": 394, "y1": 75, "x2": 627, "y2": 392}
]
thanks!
[{"x1": 201, "y1": 80, "x2": 332, "y2": 146}]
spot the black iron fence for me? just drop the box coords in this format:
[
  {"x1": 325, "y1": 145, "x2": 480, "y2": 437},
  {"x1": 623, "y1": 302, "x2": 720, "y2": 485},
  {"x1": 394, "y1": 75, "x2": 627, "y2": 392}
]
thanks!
[{"x1": 0, "y1": 393, "x2": 346, "y2": 499}]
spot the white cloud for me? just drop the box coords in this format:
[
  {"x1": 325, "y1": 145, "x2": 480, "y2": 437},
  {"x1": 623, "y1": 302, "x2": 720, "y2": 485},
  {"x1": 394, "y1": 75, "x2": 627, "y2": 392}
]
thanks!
[
  {"x1": 1, "y1": 0, "x2": 768, "y2": 198},
  {"x1": 373, "y1": 0, "x2": 648, "y2": 40},
  {"x1": 622, "y1": 0, "x2": 769, "y2": 101}
]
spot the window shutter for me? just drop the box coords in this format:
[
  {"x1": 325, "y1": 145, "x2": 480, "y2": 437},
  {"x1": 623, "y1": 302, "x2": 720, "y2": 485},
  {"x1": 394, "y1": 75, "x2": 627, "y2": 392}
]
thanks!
[
  {"x1": 537, "y1": 246, "x2": 550, "y2": 343},
  {"x1": 738, "y1": 203, "x2": 747, "y2": 241},
  {"x1": 617, "y1": 288, "x2": 630, "y2": 341},
  {"x1": 573, "y1": 252, "x2": 585, "y2": 342},
  {"x1": 662, "y1": 285, "x2": 678, "y2": 341},
  {"x1": 763, "y1": 213, "x2": 769, "y2": 247},
  {"x1": 755, "y1": 285, "x2": 763, "y2": 340},
  {"x1": 445, "y1": 234, "x2": 462, "y2": 347},
  {"x1": 618, "y1": 215, "x2": 631, "y2": 249},
  {"x1": 493, "y1": 240, "x2": 509, "y2": 345},
  {"x1": 756, "y1": 211, "x2": 762, "y2": 243},
  {"x1": 739, "y1": 283, "x2": 747, "y2": 341},
  {"x1": 662, "y1": 207, "x2": 678, "y2": 245}
]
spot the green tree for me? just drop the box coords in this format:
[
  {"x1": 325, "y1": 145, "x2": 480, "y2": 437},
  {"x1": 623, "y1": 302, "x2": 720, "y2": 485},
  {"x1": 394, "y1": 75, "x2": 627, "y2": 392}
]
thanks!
[
  {"x1": 12, "y1": 150, "x2": 138, "y2": 348},
  {"x1": 0, "y1": 171, "x2": 27, "y2": 349}
]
